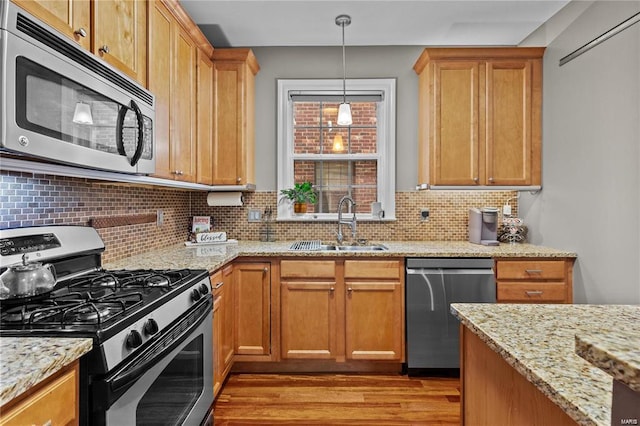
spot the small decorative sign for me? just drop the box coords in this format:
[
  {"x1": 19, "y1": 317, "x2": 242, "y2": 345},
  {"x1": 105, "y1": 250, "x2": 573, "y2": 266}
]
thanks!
[
  {"x1": 195, "y1": 232, "x2": 227, "y2": 244},
  {"x1": 191, "y1": 216, "x2": 212, "y2": 233}
]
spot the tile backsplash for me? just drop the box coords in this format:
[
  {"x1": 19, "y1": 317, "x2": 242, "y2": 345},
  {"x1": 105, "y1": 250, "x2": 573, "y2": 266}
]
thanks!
[{"x1": 1, "y1": 170, "x2": 518, "y2": 263}]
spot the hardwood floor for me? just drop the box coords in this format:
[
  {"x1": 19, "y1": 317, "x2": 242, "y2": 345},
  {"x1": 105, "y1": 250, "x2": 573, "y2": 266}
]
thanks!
[{"x1": 213, "y1": 373, "x2": 460, "y2": 425}]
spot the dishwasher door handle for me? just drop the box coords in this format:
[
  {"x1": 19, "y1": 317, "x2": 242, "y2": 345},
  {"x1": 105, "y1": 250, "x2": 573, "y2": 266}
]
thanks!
[{"x1": 406, "y1": 268, "x2": 494, "y2": 275}]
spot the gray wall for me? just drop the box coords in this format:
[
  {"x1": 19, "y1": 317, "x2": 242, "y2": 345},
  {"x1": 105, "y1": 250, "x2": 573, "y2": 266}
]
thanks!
[
  {"x1": 520, "y1": 1, "x2": 640, "y2": 303},
  {"x1": 251, "y1": 46, "x2": 424, "y2": 191}
]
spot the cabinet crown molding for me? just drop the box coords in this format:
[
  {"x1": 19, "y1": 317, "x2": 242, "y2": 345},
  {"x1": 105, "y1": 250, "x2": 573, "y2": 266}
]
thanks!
[{"x1": 413, "y1": 47, "x2": 545, "y2": 74}]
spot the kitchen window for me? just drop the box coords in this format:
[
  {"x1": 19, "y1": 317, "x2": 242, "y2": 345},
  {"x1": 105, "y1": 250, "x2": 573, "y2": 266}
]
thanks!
[{"x1": 277, "y1": 79, "x2": 396, "y2": 220}]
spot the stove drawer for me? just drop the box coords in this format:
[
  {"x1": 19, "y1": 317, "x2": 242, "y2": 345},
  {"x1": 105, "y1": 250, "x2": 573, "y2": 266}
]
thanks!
[{"x1": 0, "y1": 362, "x2": 78, "y2": 426}]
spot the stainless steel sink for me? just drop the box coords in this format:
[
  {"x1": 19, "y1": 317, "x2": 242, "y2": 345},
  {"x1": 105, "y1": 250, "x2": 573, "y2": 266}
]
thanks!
[
  {"x1": 336, "y1": 244, "x2": 388, "y2": 251},
  {"x1": 288, "y1": 240, "x2": 388, "y2": 252}
]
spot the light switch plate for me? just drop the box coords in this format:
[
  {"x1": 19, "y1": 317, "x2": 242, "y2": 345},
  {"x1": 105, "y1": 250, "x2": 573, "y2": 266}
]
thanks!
[{"x1": 248, "y1": 209, "x2": 262, "y2": 222}]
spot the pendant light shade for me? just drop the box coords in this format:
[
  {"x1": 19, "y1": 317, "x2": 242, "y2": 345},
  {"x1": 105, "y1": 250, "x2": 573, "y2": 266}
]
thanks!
[
  {"x1": 73, "y1": 101, "x2": 93, "y2": 125},
  {"x1": 336, "y1": 14, "x2": 352, "y2": 126}
]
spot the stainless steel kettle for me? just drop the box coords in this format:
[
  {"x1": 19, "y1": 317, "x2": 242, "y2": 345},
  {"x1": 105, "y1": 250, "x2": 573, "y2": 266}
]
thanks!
[{"x1": 0, "y1": 254, "x2": 57, "y2": 300}]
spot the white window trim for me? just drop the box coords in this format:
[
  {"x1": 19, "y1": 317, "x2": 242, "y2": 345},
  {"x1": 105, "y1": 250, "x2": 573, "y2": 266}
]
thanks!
[{"x1": 277, "y1": 78, "x2": 396, "y2": 221}]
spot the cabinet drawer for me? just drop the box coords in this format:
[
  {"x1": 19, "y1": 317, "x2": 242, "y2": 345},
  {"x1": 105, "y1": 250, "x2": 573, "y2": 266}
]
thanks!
[
  {"x1": 497, "y1": 282, "x2": 567, "y2": 302},
  {"x1": 496, "y1": 260, "x2": 565, "y2": 280},
  {"x1": 281, "y1": 260, "x2": 335, "y2": 279},
  {"x1": 344, "y1": 260, "x2": 401, "y2": 279},
  {"x1": 1, "y1": 364, "x2": 78, "y2": 426}
]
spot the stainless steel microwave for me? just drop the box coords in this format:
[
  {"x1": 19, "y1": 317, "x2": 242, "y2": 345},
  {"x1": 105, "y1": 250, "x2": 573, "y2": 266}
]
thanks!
[{"x1": 0, "y1": 2, "x2": 155, "y2": 174}]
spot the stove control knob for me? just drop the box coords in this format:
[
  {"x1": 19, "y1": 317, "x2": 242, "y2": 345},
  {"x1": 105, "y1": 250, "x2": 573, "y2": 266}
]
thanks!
[
  {"x1": 191, "y1": 288, "x2": 202, "y2": 301},
  {"x1": 126, "y1": 330, "x2": 143, "y2": 349},
  {"x1": 199, "y1": 283, "x2": 209, "y2": 295},
  {"x1": 143, "y1": 318, "x2": 159, "y2": 336}
]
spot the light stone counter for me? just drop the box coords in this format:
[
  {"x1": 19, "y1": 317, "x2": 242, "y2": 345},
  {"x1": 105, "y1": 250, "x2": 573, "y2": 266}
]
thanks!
[
  {"x1": 0, "y1": 337, "x2": 93, "y2": 406},
  {"x1": 576, "y1": 330, "x2": 640, "y2": 392},
  {"x1": 103, "y1": 240, "x2": 576, "y2": 271},
  {"x1": 450, "y1": 303, "x2": 640, "y2": 426}
]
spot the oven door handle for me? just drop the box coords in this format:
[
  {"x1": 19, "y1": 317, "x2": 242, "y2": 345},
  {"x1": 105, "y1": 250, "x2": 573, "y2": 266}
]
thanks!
[{"x1": 107, "y1": 295, "x2": 212, "y2": 398}]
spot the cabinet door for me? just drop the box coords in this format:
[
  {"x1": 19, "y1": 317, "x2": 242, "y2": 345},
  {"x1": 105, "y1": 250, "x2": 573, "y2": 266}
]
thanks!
[
  {"x1": 212, "y1": 61, "x2": 243, "y2": 185},
  {"x1": 345, "y1": 281, "x2": 403, "y2": 361},
  {"x1": 171, "y1": 25, "x2": 197, "y2": 182},
  {"x1": 281, "y1": 281, "x2": 338, "y2": 359},
  {"x1": 212, "y1": 287, "x2": 223, "y2": 397},
  {"x1": 220, "y1": 266, "x2": 234, "y2": 372},
  {"x1": 12, "y1": 0, "x2": 91, "y2": 50},
  {"x1": 148, "y1": 1, "x2": 172, "y2": 179},
  {"x1": 196, "y1": 50, "x2": 214, "y2": 185},
  {"x1": 485, "y1": 60, "x2": 538, "y2": 186},
  {"x1": 234, "y1": 262, "x2": 270, "y2": 356},
  {"x1": 432, "y1": 61, "x2": 480, "y2": 186},
  {"x1": 92, "y1": 0, "x2": 146, "y2": 85}
]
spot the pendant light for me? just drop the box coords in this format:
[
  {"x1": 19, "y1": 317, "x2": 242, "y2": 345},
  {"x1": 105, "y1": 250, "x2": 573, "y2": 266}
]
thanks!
[{"x1": 335, "y1": 14, "x2": 352, "y2": 126}]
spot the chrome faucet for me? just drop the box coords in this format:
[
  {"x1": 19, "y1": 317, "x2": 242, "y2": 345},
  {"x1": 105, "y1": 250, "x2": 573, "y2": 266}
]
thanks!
[{"x1": 336, "y1": 196, "x2": 357, "y2": 244}]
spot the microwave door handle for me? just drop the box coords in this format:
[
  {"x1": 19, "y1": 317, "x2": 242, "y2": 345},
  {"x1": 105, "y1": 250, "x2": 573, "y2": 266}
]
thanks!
[
  {"x1": 115, "y1": 100, "x2": 145, "y2": 167},
  {"x1": 129, "y1": 99, "x2": 144, "y2": 167},
  {"x1": 115, "y1": 102, "x2": 128, "y2": 157}
]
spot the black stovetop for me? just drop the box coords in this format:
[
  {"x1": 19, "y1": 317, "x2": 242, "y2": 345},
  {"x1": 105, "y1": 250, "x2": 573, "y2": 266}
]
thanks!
[{"x1": 0, "y1": 268, "x2": 207, "y2": 339}]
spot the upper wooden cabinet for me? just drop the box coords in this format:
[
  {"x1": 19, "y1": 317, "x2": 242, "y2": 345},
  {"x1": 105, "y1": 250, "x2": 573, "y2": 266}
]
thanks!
[
  {"x1": 13, "y1": 0, "x2": 147, "y2": 85},
  {"x1": 196, "y1": 49, "x2": 214, "y2": 185},
  {"x1": 212, "y1": 49, "x2": 260, "y2": 186},
  {"x1": 148, "y1": 0, "x2": 196, "y2": 181},
  {"x1": 414, "y1": 48, "x2": 544, "y2": 188},
  {"x1": 93, "y1": 0, "x2": 147, "y2": 86},
  {"x1": 11, "y1": 0, "x2": 91, "y2": 50}
]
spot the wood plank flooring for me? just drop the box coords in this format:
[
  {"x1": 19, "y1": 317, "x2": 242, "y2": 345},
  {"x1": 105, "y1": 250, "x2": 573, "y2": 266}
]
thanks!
[{"x1": 213, "y1": 373, "x2": 460, "y2": 425}]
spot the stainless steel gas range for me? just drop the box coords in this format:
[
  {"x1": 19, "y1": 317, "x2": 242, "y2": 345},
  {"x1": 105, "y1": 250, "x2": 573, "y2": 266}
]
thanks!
[{"x1": 0, "y1": 226, "x2": 214, "y2": 426}]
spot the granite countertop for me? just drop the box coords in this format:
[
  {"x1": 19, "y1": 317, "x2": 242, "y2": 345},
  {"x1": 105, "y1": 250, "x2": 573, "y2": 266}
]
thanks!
[
  {"x1": 450, "y1": 303, "x2": 640, "y2": 426},
  {"x1": 0, "y1": 337, "x2": 93, "y2": 406},
  {"x1": 576, "y1": 330, "x2": 640, "y2": 392},
  {"x1": 103, "y1": 240, "x2": 577, "y2": 271}
]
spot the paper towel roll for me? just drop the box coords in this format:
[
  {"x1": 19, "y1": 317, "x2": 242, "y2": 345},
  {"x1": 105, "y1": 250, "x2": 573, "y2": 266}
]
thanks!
[{"x1": 207, "y1": 192, "x2": 244, "y2": 206}]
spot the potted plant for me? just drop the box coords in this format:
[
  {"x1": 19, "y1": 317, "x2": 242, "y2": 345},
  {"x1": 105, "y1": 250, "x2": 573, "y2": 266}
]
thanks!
[{"x1": 280, "y1": 181, "x2": 318, "y2": 214}]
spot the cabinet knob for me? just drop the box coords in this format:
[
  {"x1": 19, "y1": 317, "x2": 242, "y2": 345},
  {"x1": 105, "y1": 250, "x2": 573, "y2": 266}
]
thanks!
[
  {"x1": 99, "y1": 45, "x2": 110, "y2": 54},
  {"x1": 74, "y1": 28, "x2": 87, "y2": 38}
]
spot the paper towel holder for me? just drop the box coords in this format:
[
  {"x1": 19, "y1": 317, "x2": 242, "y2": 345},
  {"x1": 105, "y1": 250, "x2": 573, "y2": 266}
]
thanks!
[{"x1": 207, "y1": 191, "x2": 244, "y2": 206}]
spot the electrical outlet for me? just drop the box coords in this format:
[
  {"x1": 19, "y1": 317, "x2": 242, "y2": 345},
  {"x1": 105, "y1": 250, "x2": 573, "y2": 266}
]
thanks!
[
  {"x1": 156, "y1": 209, "x2": 164, "y2": 226},
  {"x1": 420, "y1": 208, "x2": 430, "y2": 222},
  {"x1": 248, "y1": 209, "x2": 262, "y2": 222}
]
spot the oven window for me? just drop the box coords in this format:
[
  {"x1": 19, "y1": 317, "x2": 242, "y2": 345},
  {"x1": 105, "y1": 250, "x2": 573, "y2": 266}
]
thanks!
[
  {"x1": 15, "y1": 56, "x2": 153, "y2": 161},
  {"x1": 136, "y1": 336, "x2": 204, "y2": 426}
]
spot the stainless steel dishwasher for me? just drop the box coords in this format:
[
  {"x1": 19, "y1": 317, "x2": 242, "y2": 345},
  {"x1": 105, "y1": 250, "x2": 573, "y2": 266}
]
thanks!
[{"x1": 406, "y1": 258, "x2": 496, "y2": 371}]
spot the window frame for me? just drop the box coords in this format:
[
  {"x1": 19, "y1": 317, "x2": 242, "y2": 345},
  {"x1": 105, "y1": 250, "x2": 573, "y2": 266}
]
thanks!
[{"x1": 276, "y1": 78, "x2": 396, "y2": 221}]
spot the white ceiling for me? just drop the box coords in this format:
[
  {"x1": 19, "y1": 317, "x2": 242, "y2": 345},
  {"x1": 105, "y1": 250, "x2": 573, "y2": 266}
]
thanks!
[{"x1": 180, "y1": 0, "x2": 571, "y2": 48}]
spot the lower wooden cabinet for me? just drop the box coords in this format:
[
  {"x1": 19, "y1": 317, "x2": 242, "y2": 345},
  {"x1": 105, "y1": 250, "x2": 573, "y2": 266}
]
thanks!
[
  {"x1": 280, "y1": 259, "x2": 405, "y2": 362},
  {"x1": 495, "y1": 258, "x2": 574, "y2": 303},
  {"x1": 0, "y1": 361, "x2": 79, "y2": 426},
  {"x1": 212, "y1": 265, "x2": 234, "y2": 398},
  {"x1": 233, "y1": 261, "x2": 271, "y2": 359}
]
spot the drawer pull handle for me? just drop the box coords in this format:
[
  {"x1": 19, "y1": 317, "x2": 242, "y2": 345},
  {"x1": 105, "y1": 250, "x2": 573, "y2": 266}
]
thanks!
[
  {"x1": 525, "y1": 269, "x2": 543, "y2": 274},
  {"x1": 525, "y1": 290, "x2": 544, "y2": 296},
  {"x1": 214, "y1": 281, "x2": 224, "y2": 289}
]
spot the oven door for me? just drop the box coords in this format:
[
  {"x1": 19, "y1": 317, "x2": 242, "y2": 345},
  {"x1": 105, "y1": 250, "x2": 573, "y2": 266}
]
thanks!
[{"x1": 94, "y1": 296, "x2": 213, "y2": 426}]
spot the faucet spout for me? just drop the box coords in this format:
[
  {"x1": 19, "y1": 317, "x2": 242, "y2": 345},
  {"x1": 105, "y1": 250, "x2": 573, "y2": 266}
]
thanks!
[{"x1": 336, "y1": 196, "x2": 357, "y2": 244}]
